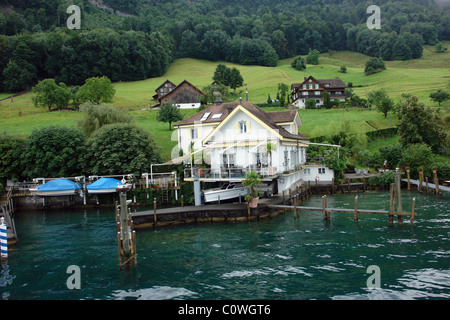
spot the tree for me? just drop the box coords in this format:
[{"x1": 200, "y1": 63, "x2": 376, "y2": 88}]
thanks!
[
  {"x1": 213, "y1": 64, "x2": 228, "y2": 84},
  {"x1": 267, "y1": 94, "x2": 272, "y2": 104},
  {"x1": 83, "y1": 123, "x2": 163, "y2": 176},
  {"x1": 322, "y1": 91, "x2": 332, "y2": 109},
  {"x1": 339, "y1": 65, "x2": 347, "y2": 73},
  {"x1": 368, "y1": 89, "x2": 393, "y2": 118},
  {"x1": 21, "y1": 126, "x2": 86, "y2": 179},
  {"x1": 397, "y1": 95, "x2": 448, "y2": 153},
  {"x1": 365, "y1": 57, "x2": 386, "y2": 75},
  {"x1": 401, "y1": 143, "x2": 434, "y2": 174},
  {"x1": 277, "y1": 83, "x2": 289, "y2": 107},
  {"x1": 435, "y1": 42, "x2": 448, "y2": 53},
  {"x1": 429, "y1": 89, "x2": 449, "y2": 106},
  {"x1": 228, "y1": 67, "x2": 244, "y2": 93},
  {"x1": 291, "y1": 56, "x2": 306, "y2": 71},
  {"x1": 74, "y1": 76, "x2": 116, "y2": 105},
  {"x1": 78, "y1": 102, "x2": 135, "y2": 137},
  {"x1": 305, "y1": 98, "x2": 316, "y2": 109},
  {"x1": 32, "y1": 79, "x2": 72, "y2": 111},
  {"x1": 306, "y1": 49, "x2": 320, "y2": 65},
  {"x1": 0, "y1": 133, "x2": 24, "y2": 181},
  {"x1": 392, "y1": 35, "x2": 412, "y2": 60},
  {"x1": 157, "y1": 102, "x2": 183, "y2": 131}
]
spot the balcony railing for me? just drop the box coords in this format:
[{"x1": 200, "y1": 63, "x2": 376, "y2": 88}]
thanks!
[{"x1": 183, "y1": 165, "x2": 279, "y2": 180}]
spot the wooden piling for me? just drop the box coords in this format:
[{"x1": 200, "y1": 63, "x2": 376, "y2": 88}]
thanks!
[
  {"x1": 322, "y1": 195, "x2": 328, "y2": 221},
  {"x1": 433, "y1": 169, "x2": 439, "y2": 197},
  {"x1": 282, "y1": 190, "x2": 285, "y2": 205},
  {"x1": 426, "y1": 177, "x2": 429, "y2": 194},
  {"x1": 354, "y1": 196, "x2": 359, "y2": 222},
  {"x1": 153, "y1": 197, "x2": 157, "y2": 224},
  {"x1": 389, "y1": 184, "x2": 394, "y2": 225},
  {"x1": 419, "y1": 171, "x2": 424, "y2": 193},
  {"x1": 410, "y1": 197, "x2": 416, "y2": 225},
  {"x1": 293, "y1": 197, "x2": 298, "y2": 219},
  {"x1": 181, "y1": 194, "x2": 184, "y2": 207},
  {"x1": 395, "y1": 171, "x2": 403, "y2": 226},
  {"x1": 406, "y1": 168, "x2": 411, "y2": 190}
]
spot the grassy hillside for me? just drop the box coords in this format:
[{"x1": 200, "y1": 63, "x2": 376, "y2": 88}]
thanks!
[{"x1": 0, "y1": 43, "x2": 449, "y2": 160}]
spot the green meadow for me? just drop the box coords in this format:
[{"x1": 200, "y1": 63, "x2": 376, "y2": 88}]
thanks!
[{"x1": 0, "y1": 43, "x2": 449, "y2": 160}]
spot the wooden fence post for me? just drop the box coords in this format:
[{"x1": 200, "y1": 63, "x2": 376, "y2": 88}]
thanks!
[
  {"x1": 153, "y1": 197, "x2": 157, "y2": 225},
  {"x1": 354, "y1": 196, "x2": 359, "y2": 222},
  {"x1": 389, "y1": 184, "x2": 394, "y2": 225},
  {"x1": 410, "y1": 197, "x2": 416, "y2": 225}
]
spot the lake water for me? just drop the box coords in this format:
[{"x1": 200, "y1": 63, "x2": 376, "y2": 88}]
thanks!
[{"x1": 1, "y1": 190, "x2": 449, "y2": 300}]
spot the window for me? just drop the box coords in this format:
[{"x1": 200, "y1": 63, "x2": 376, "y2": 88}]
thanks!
[
  {"x1": 314, "y1": 91, "x2": 320, "y2": 96},
  {"x1": 305, "y1": 168, "x2": 311, "y2": 174},
  {"x1": 239, "y1": 121, "x2": 247, "y2": 133},
  {"x1": 319, "y1": 168, "x2": 326, "y2": 174},
  {"x1": 308, "y1": 84, "x2": 313, "y2": 89},
  {"x1": 200, "y1": 112, "x2": 211, "y2": 122},
  {"x1": 191, "y1": 128, "x2": 198, "y2": 139},
  {"x1": 302, "y1": 84, "x2": 306, "y2": 89},
  {"x1": 211, "y1": 113, "x2": 222, "y2": 120},
  {"x1": 315, "y1": 84, "x2": 319, "y2": 89},
  {"x1": 302, "y1": 91, "x2": 308, "y2": 96}
]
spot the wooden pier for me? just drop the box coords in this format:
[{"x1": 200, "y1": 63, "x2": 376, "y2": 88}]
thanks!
[{"x1": 0, "y1": 188, "x2": 18, "y2": 245}]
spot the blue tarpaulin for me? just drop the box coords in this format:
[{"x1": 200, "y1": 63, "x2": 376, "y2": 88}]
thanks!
[
  {"x1": 37, "y1": 178, "x2": 81, "y2": 191},
  {"x1": 86, "y1": 177, "x2": 122, "y2": 191}
]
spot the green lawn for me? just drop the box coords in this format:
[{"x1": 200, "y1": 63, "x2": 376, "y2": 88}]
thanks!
[{"x1": 0, "y1": 44, "x2": 449, "y2": 161}]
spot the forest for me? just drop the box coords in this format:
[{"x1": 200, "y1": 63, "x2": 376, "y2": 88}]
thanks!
[{"x1": 0, "y1": 0, "x2": 449, "y2": 91}]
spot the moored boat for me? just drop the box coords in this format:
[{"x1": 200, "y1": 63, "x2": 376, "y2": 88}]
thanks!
[
  {"x1": 30, "y1": 178, "x2": 82, "y2": 197},
  {"x1": 203, "y1": 183, "x2": 248, "y2": 203},
  {"x1": 86, "y1": 177, "x2": 124, "y2": 194}
]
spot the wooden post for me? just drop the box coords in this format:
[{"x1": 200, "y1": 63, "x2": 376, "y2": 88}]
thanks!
[
  {"x1": 153, "y1": 197, "x2": 157, "y2": 225},
  {"x1": 433, "y1": 169, "x2": 439, "y2": 198},
  {"x1": 354, "y1": 196, "x2": 359, "y2": 222},
  {"x1": 293, "y1": 197, "x2": 297, "y2": 219},
  {"x1": 247, "y1": 201, "x2": 250, "y2": 220},
  {"x1": 119, "y1": 192, "x2": 130, "y2": 257},
  {"x1": 322, "y1": 195, "x2": 328, "y2": 221},
  {"x1": 395, "y1": 171, "x2": 403, "y2": 226},
  {"x1": 181, "y1": 194, "x2": 184, "y2": 207},
  {"x1": 389, "y1": 184, "x2": 394, "y2": 225},
  {"x1": 406, "y1": 168, "x2": 411, "y2": 190},
  {"x1": 419, "y1": 171, "x2": 423, "y2": 193},
  {"x1": 282, "y1": 190, "x2": 285, "y2": 206},
  {"x1": 426, "y1": 177, "x2": 429, "y2": 194},
  {"x1": 410, "y1": 197, "x2": 416, "y2": 225},
  {"x1": 332, "y1": 178, "x2": 335, "y2": 194}
]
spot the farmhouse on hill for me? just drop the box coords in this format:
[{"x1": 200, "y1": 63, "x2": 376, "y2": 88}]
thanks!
[
  {"x1": 291, "y1": 76, "x2": 348, "y2": 109},
  {"x1": 152, "y1": 79, "x2": 204, "y2": 109},
  {"x1": 172, "y1": 99, "x2": 335, "y2": 192}
]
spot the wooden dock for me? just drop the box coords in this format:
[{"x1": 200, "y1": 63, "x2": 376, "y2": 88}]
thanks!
[
  {"x1": 0, "y1": 188, "x2": 18, "y2": 245},
  {"x1": 403, "y1": 179, "x2": 450, "y2": 193}
]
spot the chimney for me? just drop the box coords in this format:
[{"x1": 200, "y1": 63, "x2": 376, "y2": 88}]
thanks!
[
  {"x1": 214, "y1": 93, "x2": 222, "y2": 105},
  {"x1": 304, "y1": 76, "x2": 307, "y2": 81},
  {"x1": 246, "y1": 90, "x2": 248, "y2": 101}
]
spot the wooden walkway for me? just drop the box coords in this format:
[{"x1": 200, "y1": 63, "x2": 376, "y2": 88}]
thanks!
[
  {"x1": 0, "y1": 188, "x2": 18, "y2": 244},
  {"x1": 402, "y1": 179, "x2": 450, "y2": 192}
]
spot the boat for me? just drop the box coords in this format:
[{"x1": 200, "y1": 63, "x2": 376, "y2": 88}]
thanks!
[
  {"x1": 30, "y1": 178, "x2": 82, "y2": 197},
  {"x1": 86, "y1": 177, "x2": 124, "y2": 194},
  {"x1": 203, "y1": 183, "x2": 248, "y2": 203}
]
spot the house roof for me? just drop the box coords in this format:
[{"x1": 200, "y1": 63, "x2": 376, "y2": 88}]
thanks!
[
  {"x1": 292, "y1": 76, "x2": 346, "y2": 90},
  {"x1": 155, "y1": 79, "x2": 177, "y2": 92},
  {"x1": 158, "y1": 79, "x2": 203, "y2": 102},
  {"x1": 175, "y1": 100, "x2": 309, "y2": 142}
]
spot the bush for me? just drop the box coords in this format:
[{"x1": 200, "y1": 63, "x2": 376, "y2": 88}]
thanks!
[
  {"x1": 400, "y1": 143, "x2": 434, "y2": 177},
  {"x1": 365, "y1": 57, "x2": 386, "y2": 75},
  {"x1": 432, "y1": 162, "x2": 450, "y2": 181},
  {"x1": 291, "y1": 56, "x2": 306, "y2": 70},
  {"x1": 368, "y1": 171, "x2": 395, "y2": 188}
]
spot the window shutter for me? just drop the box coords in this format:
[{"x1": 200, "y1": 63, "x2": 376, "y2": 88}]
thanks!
[
  {"x1": 235, "y1": 122, "x2": 239, "y2": 134},
  {"x1": 246, "y1": 121, "x2": 251, "y2": 133}
]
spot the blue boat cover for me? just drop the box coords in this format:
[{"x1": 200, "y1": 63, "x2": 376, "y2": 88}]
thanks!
[
  {"x1": 37, "y1": 178, "x2": 81, "y2": 191},
  {"x1": 87, "y1": 177, "x2": 123, "y2": 191}
]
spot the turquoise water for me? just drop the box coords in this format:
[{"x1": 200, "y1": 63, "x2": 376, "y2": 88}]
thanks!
[{"x1": 1, "y1": 191, "x2": 449, "y2": 300}]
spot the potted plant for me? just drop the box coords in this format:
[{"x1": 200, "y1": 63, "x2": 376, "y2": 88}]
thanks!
[{"x1": 242, "y1": 171, "x2": 261, "y2": 208}]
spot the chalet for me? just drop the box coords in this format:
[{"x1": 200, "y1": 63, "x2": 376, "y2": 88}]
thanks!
[
  {"x1": 153, "y1": 80, "x2": 204, "y2": 109},
  {"x1": 291, "y1": 76, "x2": 348, "y2": 109},
  {"x1": 172, "y1": 100, "x2": 335, "y2": 192}
]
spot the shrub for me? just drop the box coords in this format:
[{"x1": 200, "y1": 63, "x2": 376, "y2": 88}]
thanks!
[{"x1": 368, "y1": 171, "x2": 395, "y2": 188}]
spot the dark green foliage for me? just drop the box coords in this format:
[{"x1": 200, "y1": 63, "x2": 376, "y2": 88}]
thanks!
[
  {"x1": 368, "y1": 171, "x2": 395, "y2": 188},
  {"x1": 83, "y1": 123, "x2": 163, "y2": 176},
  {"x1": 365, "y1": 57, "x2": 386, "y2": 75},
  {"x1": 21, "y1": 126, "x2": 86, "y2": 179},
  {"x1": 32, "y1": 79, "x2": 72, "y2": 111},
  {"x1": 78, "y1": 102, "x2": 134, "y2": 137},
  {"x1": 306, "y1": 49, "x2": 320, "y2": 65},
  {"x1": 397, "y1": 95, "x2": 448, "y2": 153},
  {"x1": 156, "y1": 103, "x2": 183, "y2": 131},
  {"x1": 0, "y1": 133, "x2": 25, "y2": 181},
  {"x1": 429, "y1": 89, "x2": 449, "y2": 106},
  {"x1": 291, "y1": 56, "x2": 306, "y2": 71}
]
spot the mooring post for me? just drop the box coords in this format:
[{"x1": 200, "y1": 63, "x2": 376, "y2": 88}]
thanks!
[
  {"x1": 406, "y1": 168, "x2": 411, "y2": 190},
  {"x1": 389, "y1": 184, "x2": 394, "y2": 225},
  {"x1": 181, "y1": 194, "x2": 184, "y2": 207},
  {"x1": 410, "y1": 197, "x2": 416, "y2": 225},
  {"x1": 119, "y1": 192, "x2": 130, "y2": 258},
  {"x1": 0, "y1": 217, "x2": 8, "y2": 261},
  {"x1": 282, "y1": 190, "x2": 285, "y2": 205},
  {"x1": 153, "y1": 197, "x2": 157, "y2": 225},
  {"x1": 433, "y1": 169, "x2": 439, "y2": 198},
  {"x1": 395, "y1": 170, "x2": 403, "y2": 226},
  {"x1": 354, "y1": 196, "x2": 359, "y2": 222},
  {"x1": 426, "y1": 177, "x2": 429, "y2": 194},
  {"x1": 419, "y1": 170, "x2": 424, "y2": 193},
  {"x1": 293, "y1": 197, "x2": 297, "y2": 219}
]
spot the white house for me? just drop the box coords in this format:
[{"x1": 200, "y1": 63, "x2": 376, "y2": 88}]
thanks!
[{"x1": 173, "y1": 100, "x2": 334, "y2": 192}]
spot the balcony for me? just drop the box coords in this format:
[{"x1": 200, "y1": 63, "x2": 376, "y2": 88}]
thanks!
[{"x1": 183, "y1": 165, "x2": 279, "y2": 181}]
